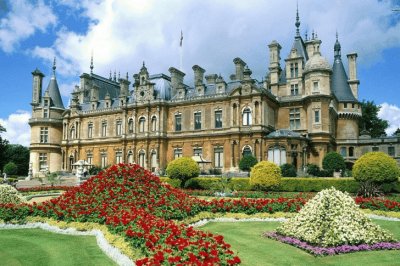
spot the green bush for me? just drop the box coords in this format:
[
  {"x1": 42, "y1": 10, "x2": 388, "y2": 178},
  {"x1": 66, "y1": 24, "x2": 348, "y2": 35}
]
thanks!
[
  {"x1": 239, "y1": 155, "x2": 258, "y2": 171},
  {"x1": 353, "y1": 152, "x2": 400, "y2": 184},
  {"x1": 89, "y1": 166, "x2": 102, "y2": 175},
  {"x1": 322, "y1": 152, "x2": 346, "y2": 176},
  {"x1": 159, "y1": 177, "x2": 181, "y2": 188},
  {"x1": 280, "y1": 163, "x2": 297, "y2": 177},
  {"x1": 166, "y1": 157, "x2": 200, "y2": 188},
  {"x1": 250, "y1": 161, "x2": 282, "y2": 190},
  {"x1": 306, "y1": 163, "x2": 320, "y2": 177},
  {"x1": 3, "y1": 162, "x2": 18, "y2": 175}
]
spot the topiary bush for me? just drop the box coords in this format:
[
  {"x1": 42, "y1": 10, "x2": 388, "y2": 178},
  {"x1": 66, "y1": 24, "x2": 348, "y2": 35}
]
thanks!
[
  {"x1": 306, "y1": 163, "x2": 320, "y2": 177},
  {"x1": 0, "y1": 184, "x2": 26, "y2": 204},
  {"x1": 280, "y1": 163, "x2": 297, "y2": 177},
  {"x1": 353, "y1": 152, "x2": 400, "y2": 196},
  {"x1": 166, "y1": 157, "x2": 200, "y2": 188},
  {"x1": 3, "y1": 162, "x2": 18, "y2": 175},
  {"x1": 322, "y1": 152, "x2": 346, "y2": 176},
  {"x1": 250, "y1": 161, "x2": 282, "y2": 190},
  {"x1": 239, "y1": 155, "x2": 258, "y2": 171}
]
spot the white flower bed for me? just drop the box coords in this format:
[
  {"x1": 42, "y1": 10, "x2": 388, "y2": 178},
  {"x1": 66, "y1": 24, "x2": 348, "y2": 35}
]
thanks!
[
  {"x1": 0, "y1": 222, "x2": 134, "y2": 266},
  {"x1": 0, "y1": 184, "x2": 25, "y2": 204}
]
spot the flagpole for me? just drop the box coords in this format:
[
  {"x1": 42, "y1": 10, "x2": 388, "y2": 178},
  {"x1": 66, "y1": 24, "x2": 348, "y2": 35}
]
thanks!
[{"x1": 179, "y1": 30, "x2": 183, "y2": 71}]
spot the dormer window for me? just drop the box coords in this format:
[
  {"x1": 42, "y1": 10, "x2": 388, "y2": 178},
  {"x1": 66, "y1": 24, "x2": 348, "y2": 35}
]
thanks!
[{"x1": 44, "y1": 100, "x2": 49, "y2": 106}]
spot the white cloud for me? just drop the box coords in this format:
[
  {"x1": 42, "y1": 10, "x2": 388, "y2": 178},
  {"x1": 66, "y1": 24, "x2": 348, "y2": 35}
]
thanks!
[
  {"x1": 0, "y1": 110, "x2": 31, "y2": 146},
  {"x1": 378, "y1": 102, "x2": 400, "y2": 136},
  {"x1": 0, "y1": 0, "x2": 57, "y2": 53}
]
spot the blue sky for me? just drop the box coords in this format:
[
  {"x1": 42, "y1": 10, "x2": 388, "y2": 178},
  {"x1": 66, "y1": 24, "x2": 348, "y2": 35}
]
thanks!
[{"x1": 1, "y1": 0, "x2": 400, "y2": 146}]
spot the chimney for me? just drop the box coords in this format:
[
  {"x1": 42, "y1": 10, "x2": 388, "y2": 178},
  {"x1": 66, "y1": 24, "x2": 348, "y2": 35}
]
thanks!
[
  {"x1": 205, "y1": 74, "x2": 218, "y2": 85},
  {"x1": 169, "y1": 67, "x2": 185, "y2": 96},
  {"x1": 119, "y1": 78, "x2": 130, "y2": 96},
  {"x1": 233, "y1": 57, "x2": 246, "y2": 80},
  {"x1": 347, "y1": 52, "x2": 360, "y2": 99},
  {"x1": 192, "y1": 65, "x2": 205, "y2": 86}
]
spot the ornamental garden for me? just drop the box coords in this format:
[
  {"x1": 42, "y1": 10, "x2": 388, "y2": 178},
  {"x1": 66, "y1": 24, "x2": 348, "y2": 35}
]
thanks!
[{"x1": 1, "y1": 151, "x2": 400, "y2": 265}]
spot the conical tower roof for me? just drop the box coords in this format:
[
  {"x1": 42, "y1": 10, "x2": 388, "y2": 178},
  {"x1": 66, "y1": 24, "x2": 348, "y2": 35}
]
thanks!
[
  {"x1": 45, "y1": 58, "x2": 65, "y2": 109},
  {"x1": 290, "y1": 5, "x2": 308, "y2": 60}
]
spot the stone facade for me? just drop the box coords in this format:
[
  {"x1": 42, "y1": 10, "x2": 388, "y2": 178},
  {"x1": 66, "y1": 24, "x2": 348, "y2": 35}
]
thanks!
[{"x1": 28, "y1": 14, "x2": 399, "y2": 177}]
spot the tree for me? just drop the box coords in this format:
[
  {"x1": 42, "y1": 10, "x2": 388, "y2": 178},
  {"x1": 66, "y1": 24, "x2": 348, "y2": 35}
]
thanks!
[
  {"x1": 359, "y1": 100, "x2": 389, "y2": 138},
  {"x1": 322, "y1": 152, "x2": 346, "y2": 176},
  {"x1": 166, "y1": 157, "x2": 200, "y2": 188},
  {"x1": 238, "y1": 155, "x2": 258, "y2": 171},
  {"x1": 393, "y1": 128, "x2": 400, "y2": 136},
  {"x1": 0, "y1": 123, "x2": 8, "y2": 173},
  {"x1": 3, "y1": 162, "x2": 18, "y2": 175},
  {"x1": 4, "y1": 144, "x2": 29, "y2": 176}
]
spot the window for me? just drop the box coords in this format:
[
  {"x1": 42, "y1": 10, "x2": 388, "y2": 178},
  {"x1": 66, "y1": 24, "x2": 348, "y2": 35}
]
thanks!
[
  {"x1": 151, "y1": 116, "x2": 157, "y2": 132},
  {"x1": 344, "y1": 103, "x2": 348, "y2": 109},
  {"x1": 86, "y1": 153, "x2": 93, "y2": 166},
  {"x1": 268, "y1": 146, "x2": 287, "y2": 166},
  {"x1": 116, "y1": 120, "x2": 122, "y2": 136},
  {"x1": 349, "y1": 147, "x2": 354, "y2": 157},
  {"x1": 101, "y1": 153, "x2": 107, "y2": 168},
  {"x1": 313, "y1": 81, "x2": 319, "y2": 93},
  {"x1": 340, "y1": 147, "x2": 347, "y2": 157},
  {"x1": 138, "y1": 150, "x2": 145, "y2": 167},
  {"x1": 175, "y1": 114, "x2": 182, "y2": 131},
  {"x1": 214, "y1": 147, "x2": 224, "y2": 168},
  {"x1": 128, "y1": 119, "x2": 134, "y2": 133},
  {"x1": 290, "y1": 84, "x2": 299, "y2": 95},
  {"x1": 115, "y1": 151, "x2": 123, "y2": 164},
  {"x1": 44, "y1": 100, "x2": 49, "y2": 106},
  {"x1": 139, "y1": 117, "x2": 145, "y2": 133},
  {"x1": 215, "y1": 110, "x2": 222, "y2": 128},
  {"x1": 289, "y1": 108, "x2": 301, "y2": 129},
  {"x1": 372, "y1": 146, "x2": 379, "y2": 152},
  {"x1": 127, "y1": 151, "x2": 134, "y2": 164},
  {"x1": 388, "y1": 146, "x2": 395, "y2": 157},
  {"x1": 40, "y1": 127, "x2": 48, "y2": 143},
  {"x1": 70, "y1": 126, "x2": 75, "y2": 139},
  {"x1": 174, "y1": 148, "x2": 182, "y2": 159},
  {"x1": 101, "y1": 121, "x2": 107, "y2": 137},
  {"x1": 193, "y1": 147, "x2": 203, "y2": 156},
  {"x1": 314, "y1": 110, "x2": 320, "y2": 123},
  {"x1": 242, "y1": 107, "x2": 252, "y2": 126},
  {"x1": 39, "y1": 153, "x2": 47, "y2": 171},
  {"x1": 290, "y1": 63, "x2": 298, "y2": 78},
  {"x1": 242, "y1": 146, "x2": 252, "y2": 157},
  {"x1": 88, "y1": 123, "x2": 93, "y2": 138},
  {"x1": 43, "y1": 109, "x2": 48, "y2": 118},
  {"x1": 151, "y1": 151, "x2": 157, "y2": 172},
  {"x1": 194, "y1": 112, "x2": 202, "y2": 130}
]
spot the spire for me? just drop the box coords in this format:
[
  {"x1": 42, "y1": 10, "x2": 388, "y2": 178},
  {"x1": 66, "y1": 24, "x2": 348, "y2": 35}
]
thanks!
[
  {"x1": 126, "y1": 72, "x2": 129, "y2": 80},
  {"x1": 334, "y1": 32, "x2": 341, "y2": 59},
  {"x1": 45, "y1": 58, "x2": 64, "y2": 109},
  {"x1": 295, "y1": 2, "x2": 300, "y2": 37},
  {"x1": 109, "y1": 70, "x2": 112, "y2": 80},
  {"x1": 90, "y1": 53, "x2": 94, "y2": 74},
  {"x1": 113, "y1": 70, "x2": 116, "y2": 82},
  {"x1": 52, "y1": 57, "x2": 56, "y2": 79}
]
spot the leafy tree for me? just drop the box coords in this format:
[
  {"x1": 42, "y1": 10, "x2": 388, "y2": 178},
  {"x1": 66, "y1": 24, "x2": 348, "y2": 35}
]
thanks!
[
  {"x1": 280, "y1": 163, "x2": 297, "y2": 177},
  {"x1": 166, "y1": 157, "x2": 200, "y2": 188},
  {"x1": 359, "y1": 100, "x2": 389, "y2": 138},
  {"x1": 0, "y1": 124, "x2": 8, "y2": 173},
  {"x1": 393, "y1": 128, "x2": 400, "y2": 136},
  {"x1": 3, "y1": 162, "x2": 18, "y2": 175},
  {"x1": 322, "y1": 152, "x2": 346, "y2": 176},
  {"x1": 238, "y1": 155, "x2": 258, "y2": 171},
  {"x1": 4, "y1": 144, "x2": 29, "y2": 176}
]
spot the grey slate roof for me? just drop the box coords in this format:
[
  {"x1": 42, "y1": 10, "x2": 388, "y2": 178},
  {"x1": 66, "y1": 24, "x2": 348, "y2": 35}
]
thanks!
[
  {"x1": 292, "y1": 36, "x2": 309, "y2": 61},
  {"x1": 266, "y1": 129, "x2": 306, "y2": 138},
  {"x1": 91, "y1": 74, "x2": 120, "y2": 100},
  {"x1": 46, "y1": 76, "x2": 65, "y2": 109}
]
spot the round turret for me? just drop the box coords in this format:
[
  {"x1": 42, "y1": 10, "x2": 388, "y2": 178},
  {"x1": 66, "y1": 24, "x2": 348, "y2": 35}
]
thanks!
[{"x1": 304, "y1": 53, "x2": 331, "y2": 73}]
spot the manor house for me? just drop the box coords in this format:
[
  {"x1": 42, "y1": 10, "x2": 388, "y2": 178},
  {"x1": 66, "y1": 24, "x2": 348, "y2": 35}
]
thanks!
[{"x1": 28, "y1": 12, "x2": 399, "y2": 176}]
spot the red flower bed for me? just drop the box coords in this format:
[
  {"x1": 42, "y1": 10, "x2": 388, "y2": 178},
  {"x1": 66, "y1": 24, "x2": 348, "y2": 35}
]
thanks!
[
  {"x1": 17, "y1": 186, "x2": 73, "y2": 192},
  {"x1": 354, "y1": 197, "x2": 400, "y2": 212}
]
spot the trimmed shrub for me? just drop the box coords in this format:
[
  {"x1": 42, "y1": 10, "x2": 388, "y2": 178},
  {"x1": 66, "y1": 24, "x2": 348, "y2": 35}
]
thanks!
[
  {"x1": 322, "y1": 152, "x2": 346, "y2": 176},
  {"x1": 3, "y1": 162, "x2": 18, "y2": 175},
  {"x1": 0, "y1": 184, "x2": 26, "y2": 204},
  {"x1": 239, "y1": 155, "x2": 258, "y2": 171},
  {"x1": 166, "y1": 157, "x2": 200, "y2": 187},
  {"x1": 276, "y1": 177, "x2": 359, "y2": 193},
  {"x1": 250, "y1": 161, "x2": 282, "y2": 190},
  {"x1": 280, "y1": 163, "x2": 297, "y2": 177},
  {"x1": 159, "y1": 177, "x2": 181, "y2": 188},
  {"x1": 353, "y1": 152, "x2": 400, "y2": 184},
  {"x1": 306, "y1": 163, "x2": 320, "y2": 177}
]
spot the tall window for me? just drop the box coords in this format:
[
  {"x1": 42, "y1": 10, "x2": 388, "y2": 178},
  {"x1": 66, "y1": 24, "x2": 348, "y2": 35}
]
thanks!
[
  {"x1": 215, "y1": 110, "x2": 222, "y2": 128},
  {"x1": 43, "y1": 109, "x2": 48, "y2": 118},
  {"x1": 70, "y1": 126, "x2": 75, "y2": 139},
  {"x1": 116, "y1": 120, "x2": 122, "y2": 136},
  {"x1": 290, "y1": 84, "x2": 299, "y2": 95},
  {"x1": 314, "y1": 110, "x2": 320, "y2": 123},
  {"x1": 214, "y1": 147, "x2": 224, "y2": 168},
  {"x1": 40, "y1": 127, "x2": 48, "y2": 143},
  {"x1": 151, "y1": 151, "x2": 157, "y2": 172},
  {"x1": 289, "y1": 108, "x2": 301, "y2": 130},
  {"x1": 151, "y1": 116, "x2": 157, "y2": 132},
  {"x1": 39, "y1": 153, "x2": 47, "y2": 171},
  {"x1": 87, "y1": 123, "x2": 93, "y2": 138},
  {"x1": 340, "y1": 147, "x2": 347, "y2": 157},
  {"x1": 313, "y1": 81, "x2": 319, "y2": 93},
  {"x1": 174, "y1": 148, "x2": 182, "y2": 159},
  {"x1": 242, "y1": 146, "x2": 252, "y2": 157},
  {"x1": 128, "y1": 119, "x2": 134, "y2": 133},
  {"x1": 101, "y1": 121, "x2": 107, "y2": 137},
  {"x1": 193, "y1": 147, "x2": 203, "y2": 156},
  {"x1": 348, "y1": 147, "x2": 354, "y2": 157},
  {"x1": 242, "y1": 107, "x2": 252, "y2": 126},
  {"x1": 127, "y1": 151, "x2": 134, "y2": 163},
  {"x1": 101, "y1": 153, "x2": 107, "y2": 168},
  {"x1": 388, "y1": 146, "x2": 395, "y2": 157},
  {"x1": 175, "y1": 114, "x2": 182, "y2": 131},
  {"x1": 139, "y1": 117, "x2": 145, "y2": 133},
  {"x1": 115, "y1": 151, "x2": 122, "y2": 164},
  {"x1": 290, "y1": 63, "x2": 298, "y2": 78},
  {"x1": 86, "y1": 153, "x2": 93, "y2": 165},
  {"x1": 194, "y1": 112, "x2": 202, "y2": 130},
  {"x1": 138, "y1": 150, "x2": 145, "y2": 167},
  {"x1": 268, "y1": 146, "x2": 287, "y2": 166}
]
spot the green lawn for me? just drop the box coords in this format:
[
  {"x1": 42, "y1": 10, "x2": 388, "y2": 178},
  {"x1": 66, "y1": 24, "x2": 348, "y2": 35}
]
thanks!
[
  {"x1": 0, "y1": 228, "x2": 116, "y2": 266},
  {"x1": 201, "y1": 220, "x2": 400, "y2": 266}
]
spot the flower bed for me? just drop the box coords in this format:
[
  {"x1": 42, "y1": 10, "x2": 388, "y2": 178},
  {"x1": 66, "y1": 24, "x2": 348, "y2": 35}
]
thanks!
[
  {"x1": 355, "y1": 197, "x2": 400, "y2": 212},
  {"x1": 266, "y1": 232, "x2": 400, "y2": 256},
  {"x1": 17, "y1": 186, "x2": 73, "y2": 193}
]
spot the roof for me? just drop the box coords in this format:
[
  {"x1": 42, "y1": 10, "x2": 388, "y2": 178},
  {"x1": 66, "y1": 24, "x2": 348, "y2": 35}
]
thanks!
[
  {"x1": 266, "y1": 129, "x2": 306, "y2": 139},
  {"x1": 291, "y1": 36, "x2": 308, "y2": 61},
  {"x1": 45, "y1": 76, "x2": 65, "y2": 109},
  {"x1": 304, "y1": 52, "x2": 331, "y2": 73}
]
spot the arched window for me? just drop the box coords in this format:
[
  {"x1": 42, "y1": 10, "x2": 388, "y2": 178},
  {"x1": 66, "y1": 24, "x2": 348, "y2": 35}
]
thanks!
[
  {"x1": 232, "y1": 103, "x2": 237, "y2": 126},
  {"x1": 348, "y1": 147, "x2": 354, "y2": 157},
  {"x1": 70, "y1": 126, "x2": 75, "y2": 139},
  {"x1": 151, "y1": 150, "x2": 157, "y2": 172},
  {"x1": 151, "y1": 116, "x2": 157, "y2": 132},
  {"x1": 242, "y1": 146, "x2": 252, "y2": 157},
  {"x1": 268, "y1": 146, "x2": 287, "y2": 166},
  {"x1": 128, "y1": 118, "x2": 134, "y2": 133},
  {"x1": 127, "y1": 151, "x2": 134, "y2": 164},
  {"x1": 138, "y1": 150, "x2": 146, "y2": 167},
  {"x1": 139, "y1": 117, "x2": 146, "y2": 133},
  {"x1": 242, "y1": 107, "x2": 252, "y2": 126}
]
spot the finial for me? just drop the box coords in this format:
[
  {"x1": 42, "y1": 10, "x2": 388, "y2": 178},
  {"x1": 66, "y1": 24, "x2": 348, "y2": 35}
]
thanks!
[
  {"x1": 118, "y1": 71, "x2": 120, "y2": 80},
  {"x1": 143, "y1": 61, "x2": 145, "y2": 67},
  {"x1": 315, "y1": 31, "x2": 318, "y2": 39},
  {"x1": 312, "y1": 30, "x2": 315, "y2": 40},
  {"x1": 109, "y1": 70, "x2": 112, "y2": 80},
  {"x1": 336, "y1": 30, "x2": 338, "y2": 41},
  {"x1": 52, "y1": 57, "x2": 56, "y2": 77},
  {"x1": 90, "y1": 53, "x2": 94, "y2": 74},
  {"x1": 305, "y1": 30, "x2": 308, "y2": 41},
  {"x1": 113, "y1": 70, "x2": 116, "y2": 81},
  {"x1": 334, "y1": 31, "x2": 341, "y2": 59},
  {"x1": 295, "y1": 2, "x2": 300, "y2": 36},
  {"x1": 126, "y1": 72, "x2": 129, "y2": 80}
]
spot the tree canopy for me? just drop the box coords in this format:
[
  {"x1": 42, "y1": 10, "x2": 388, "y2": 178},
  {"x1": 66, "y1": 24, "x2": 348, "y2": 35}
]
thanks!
[
  {"x1": 393, "y1": 128, "x2": 400, "y2": 136},
  {"x1": 359, "y1": 100, "x2": 389, "y2": 138}
]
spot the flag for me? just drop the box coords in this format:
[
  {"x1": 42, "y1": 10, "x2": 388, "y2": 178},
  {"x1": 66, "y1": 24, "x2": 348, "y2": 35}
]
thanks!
[{"x1": 180, "y1": 30, "x2": 183, "y2": 47}]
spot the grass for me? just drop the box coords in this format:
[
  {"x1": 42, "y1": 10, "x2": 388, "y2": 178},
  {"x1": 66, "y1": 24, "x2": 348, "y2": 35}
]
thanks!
[
  {"x1": 0, "y1": 228, "x2": 116, "y2": 266},
  {"x1": 200, "y1": 220, "x2": 400, "y2": 266}
]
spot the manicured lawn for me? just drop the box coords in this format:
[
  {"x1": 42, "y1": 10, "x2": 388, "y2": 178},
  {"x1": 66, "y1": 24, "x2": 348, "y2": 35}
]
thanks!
[
  {"x1": 0, "y1": 228, "x2": 116, "y2": 266},
  {"x1": 200, "y1": 220, "x2": 400, "y2": 266}
]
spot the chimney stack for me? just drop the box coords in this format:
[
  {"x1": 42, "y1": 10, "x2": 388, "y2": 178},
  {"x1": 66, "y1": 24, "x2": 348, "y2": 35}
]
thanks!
[
  {"x1": 169, "y1": 67, "x2": 185, "y2": 97},
  {"x1": 233, "y1": 57, "x2": 246, "y2": 80},
  {"x1": 192, "y1": 65, "x2": 205, "y2": 86}
]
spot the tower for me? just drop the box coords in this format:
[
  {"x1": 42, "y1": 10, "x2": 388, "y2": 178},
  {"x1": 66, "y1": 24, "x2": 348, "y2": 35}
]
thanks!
[{"x1": 29, "y1": 58, "x2": 65, "y2": 177}]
